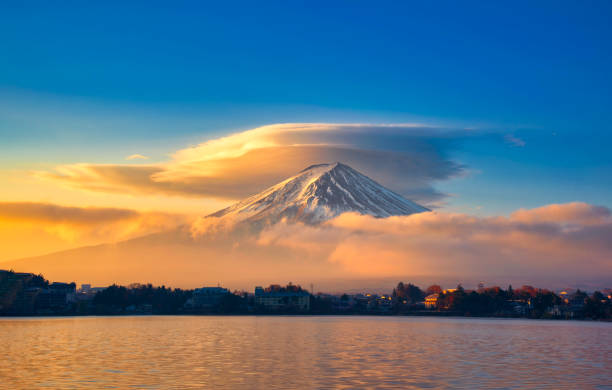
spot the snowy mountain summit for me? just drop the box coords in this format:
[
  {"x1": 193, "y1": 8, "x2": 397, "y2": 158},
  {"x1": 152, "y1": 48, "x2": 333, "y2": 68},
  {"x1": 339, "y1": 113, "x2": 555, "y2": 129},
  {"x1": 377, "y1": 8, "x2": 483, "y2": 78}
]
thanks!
[{"x1": 208, "y1": 162, "x2": 429, "y2": 226}]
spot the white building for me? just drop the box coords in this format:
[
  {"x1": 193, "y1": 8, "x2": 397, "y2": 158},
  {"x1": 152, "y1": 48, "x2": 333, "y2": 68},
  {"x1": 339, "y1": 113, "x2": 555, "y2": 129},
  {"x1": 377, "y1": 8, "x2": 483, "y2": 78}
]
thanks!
[
  {"x1": 186, "y1": 287, "x2": 230, "y2": 308},
  {"x1": 254, "y1": 285, "x2": 310, "y2": 311}
]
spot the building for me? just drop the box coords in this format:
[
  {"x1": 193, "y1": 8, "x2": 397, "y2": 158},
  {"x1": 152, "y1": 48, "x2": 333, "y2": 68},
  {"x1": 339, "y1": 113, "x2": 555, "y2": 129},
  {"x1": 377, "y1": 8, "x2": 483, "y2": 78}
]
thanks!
[
  {"x1": 76, "y1": 285, "x2": 107, "y2": 301},
  {"x1": 185, "y1": 287, "x2": 229, "y2": 309},
  {"x1": 331, "y1": 294, "x2": 356, "y2": 311},
  {"x1": 424, "y1": 293, "x2": 439, "y2": 309},
  {"x1": 254, "y1": 284, "x2": 310, "y2": 311},
  {"x1": 509, "y1": 300, "x2": 527, "y2": 315},
  {"x1": 1, "y1": 271, "x2": 79, "y2": 314},
  {"x1": 36, "y1": 282, "x2": 77, "y2": 310},
  {"x1": 547, "y1": 305, "x2": 563, "y2": 317},
  {"x1": 0, "y1": 271, "x2": 34, "y2": 311},
  {"x1": 375, "y1": 295, "x2": 393, "y2": 312}
]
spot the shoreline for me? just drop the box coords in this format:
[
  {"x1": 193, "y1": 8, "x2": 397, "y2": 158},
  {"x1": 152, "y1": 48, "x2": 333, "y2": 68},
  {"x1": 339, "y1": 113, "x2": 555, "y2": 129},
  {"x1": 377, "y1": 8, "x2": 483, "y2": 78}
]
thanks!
[{"x1": 2, "y1": 312, "x2": 610, "y2": 322}]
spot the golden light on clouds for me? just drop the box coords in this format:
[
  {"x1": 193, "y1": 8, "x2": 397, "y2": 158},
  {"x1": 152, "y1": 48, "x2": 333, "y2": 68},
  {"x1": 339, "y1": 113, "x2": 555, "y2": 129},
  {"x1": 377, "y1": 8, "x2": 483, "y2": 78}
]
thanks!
[
  {"x1": 0, "y1": 202, "x2": 190, "y2": 261},
  {"x1": 126, "y1": 154, "x2": 149, "y2": 160},
  {"x1": 253, "y1": 202, "x2": 612, "y2": 282},
  {"x1": 1, "y1": 123, "x2": 610, "y2": 289},
  {"x1": 34, "y1": 123, "x2": 466, "y2": 205},
  {"x1": 3, "y1": 201, "x2": 610, "y2": 290}
]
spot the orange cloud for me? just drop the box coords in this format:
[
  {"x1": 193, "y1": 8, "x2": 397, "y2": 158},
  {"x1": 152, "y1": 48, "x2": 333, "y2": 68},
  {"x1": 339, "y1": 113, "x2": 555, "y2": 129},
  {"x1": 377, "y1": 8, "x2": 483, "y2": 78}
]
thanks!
[
  {"x1": 510, "y1": 202, "x2": 611, "y2": 225},
  {"x1": 254, "y1": 203, "x2": 612, "y2": 284},
  {"x1": 0, "y1": 202, "x2": 190, "y2": 261},
  {"x1": 0, "y1": 202, "x2": 138, "y2": 224},
  {"x1": 5, "y1": 202, "x2": 609, "y2": 290}
]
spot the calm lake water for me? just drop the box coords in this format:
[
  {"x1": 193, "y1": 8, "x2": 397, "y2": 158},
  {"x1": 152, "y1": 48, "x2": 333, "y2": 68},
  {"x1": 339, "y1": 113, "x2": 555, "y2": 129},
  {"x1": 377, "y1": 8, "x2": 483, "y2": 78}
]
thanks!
[{"x1": 0, "y1": 316, "x2": 610, "y2": 389}]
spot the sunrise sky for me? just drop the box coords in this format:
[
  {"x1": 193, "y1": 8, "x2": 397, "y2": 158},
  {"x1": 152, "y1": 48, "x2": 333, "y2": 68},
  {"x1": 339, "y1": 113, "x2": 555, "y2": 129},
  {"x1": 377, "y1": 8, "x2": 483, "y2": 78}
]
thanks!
[{"x1": 1, "y1": 2, "x2": 611, "y2": 288}]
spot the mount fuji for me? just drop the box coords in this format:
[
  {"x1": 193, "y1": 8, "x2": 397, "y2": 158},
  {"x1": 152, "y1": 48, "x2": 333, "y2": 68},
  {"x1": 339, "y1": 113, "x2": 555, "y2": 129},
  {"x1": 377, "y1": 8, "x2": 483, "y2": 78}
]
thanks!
[
  {"x1": 208, "y1": 162, "x2": 429, "y2": 226},
  {"x1": 2, "y1": 162, "x2": 429, "y2": 287}
]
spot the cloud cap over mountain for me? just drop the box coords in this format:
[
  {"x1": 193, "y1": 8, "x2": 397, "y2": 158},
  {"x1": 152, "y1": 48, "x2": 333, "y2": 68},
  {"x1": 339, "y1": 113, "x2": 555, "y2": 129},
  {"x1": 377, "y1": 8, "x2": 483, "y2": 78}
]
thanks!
[{"x1": 38, "y1": 123, "x2": 471, "y2": 205}]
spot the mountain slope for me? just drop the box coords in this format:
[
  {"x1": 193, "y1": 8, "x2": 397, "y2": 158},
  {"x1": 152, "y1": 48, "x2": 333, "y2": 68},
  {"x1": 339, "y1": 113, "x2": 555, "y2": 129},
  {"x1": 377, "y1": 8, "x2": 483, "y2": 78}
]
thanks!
[
  {"x1": 1, "y1": 162, "x2": 429, "y2": 286},
  {"x1": 209, "y1": 162, "x2": 428, "y2": 225}
]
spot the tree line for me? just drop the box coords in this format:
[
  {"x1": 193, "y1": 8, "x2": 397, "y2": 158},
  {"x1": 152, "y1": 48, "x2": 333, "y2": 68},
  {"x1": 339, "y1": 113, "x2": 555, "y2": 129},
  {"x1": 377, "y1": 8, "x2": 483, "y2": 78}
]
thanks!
[{"x1": 1, "y1": 270, "x2": 610, "y2": 319}]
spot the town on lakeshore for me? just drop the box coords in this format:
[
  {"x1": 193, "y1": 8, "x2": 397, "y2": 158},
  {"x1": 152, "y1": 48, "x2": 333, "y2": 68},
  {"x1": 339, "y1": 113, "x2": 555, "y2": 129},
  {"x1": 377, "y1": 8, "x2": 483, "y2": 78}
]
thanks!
[{"x1": 1, "y1": 269, "x2": 610, "y2": 319}]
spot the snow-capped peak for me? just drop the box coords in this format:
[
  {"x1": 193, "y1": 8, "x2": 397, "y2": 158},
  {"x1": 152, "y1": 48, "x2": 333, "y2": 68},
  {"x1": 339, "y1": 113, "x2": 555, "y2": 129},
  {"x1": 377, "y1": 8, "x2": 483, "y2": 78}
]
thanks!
[{"x1": 208, "y1": 162, "x2": 429, "y2": 226}]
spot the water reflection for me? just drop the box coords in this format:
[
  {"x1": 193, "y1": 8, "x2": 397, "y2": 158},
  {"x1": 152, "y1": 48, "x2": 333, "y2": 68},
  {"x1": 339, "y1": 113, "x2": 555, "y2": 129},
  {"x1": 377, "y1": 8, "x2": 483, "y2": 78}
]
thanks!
[{"x1": 1, "y1": 316, "x2": 610, "y2": 389}]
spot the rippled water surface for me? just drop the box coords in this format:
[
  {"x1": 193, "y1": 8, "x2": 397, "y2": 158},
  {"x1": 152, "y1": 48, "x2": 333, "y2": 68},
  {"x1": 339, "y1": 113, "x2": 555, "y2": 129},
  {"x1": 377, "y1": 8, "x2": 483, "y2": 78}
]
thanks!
[{"x1": 1, "y1": 316, "x2": 610, "y2": 389}]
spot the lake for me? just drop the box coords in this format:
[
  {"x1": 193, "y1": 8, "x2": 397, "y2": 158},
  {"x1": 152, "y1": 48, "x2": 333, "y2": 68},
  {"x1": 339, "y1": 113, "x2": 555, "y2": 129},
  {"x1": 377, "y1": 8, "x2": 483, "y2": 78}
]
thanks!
[{"x1": 1, "y1": 316, "x2": 610, "y2": 389}]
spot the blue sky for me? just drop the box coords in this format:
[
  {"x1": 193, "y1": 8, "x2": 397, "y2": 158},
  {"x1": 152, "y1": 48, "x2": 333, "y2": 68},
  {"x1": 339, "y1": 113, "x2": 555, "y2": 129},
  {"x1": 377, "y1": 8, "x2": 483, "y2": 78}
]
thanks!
[{"x1": 1, "y1": 1, "x2": 611, "y2": 215}]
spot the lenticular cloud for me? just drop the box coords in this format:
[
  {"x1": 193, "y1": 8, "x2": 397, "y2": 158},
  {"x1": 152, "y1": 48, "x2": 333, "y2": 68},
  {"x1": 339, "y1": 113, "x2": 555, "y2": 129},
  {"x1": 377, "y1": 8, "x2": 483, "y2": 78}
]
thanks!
[{"x1": 37, "y1": 123, "x2": 469, "y2": 204}]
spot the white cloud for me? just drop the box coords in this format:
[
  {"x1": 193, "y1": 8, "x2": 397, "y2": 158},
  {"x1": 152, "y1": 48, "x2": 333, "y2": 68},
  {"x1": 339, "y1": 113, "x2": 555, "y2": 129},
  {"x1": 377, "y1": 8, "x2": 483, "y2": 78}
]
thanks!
[
  {"x1": 126, "y1": 154, "x2": 149, "y2": 160},
  {"x1": 504, "y1": 134, "x2": 526, "y2": 147}
]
